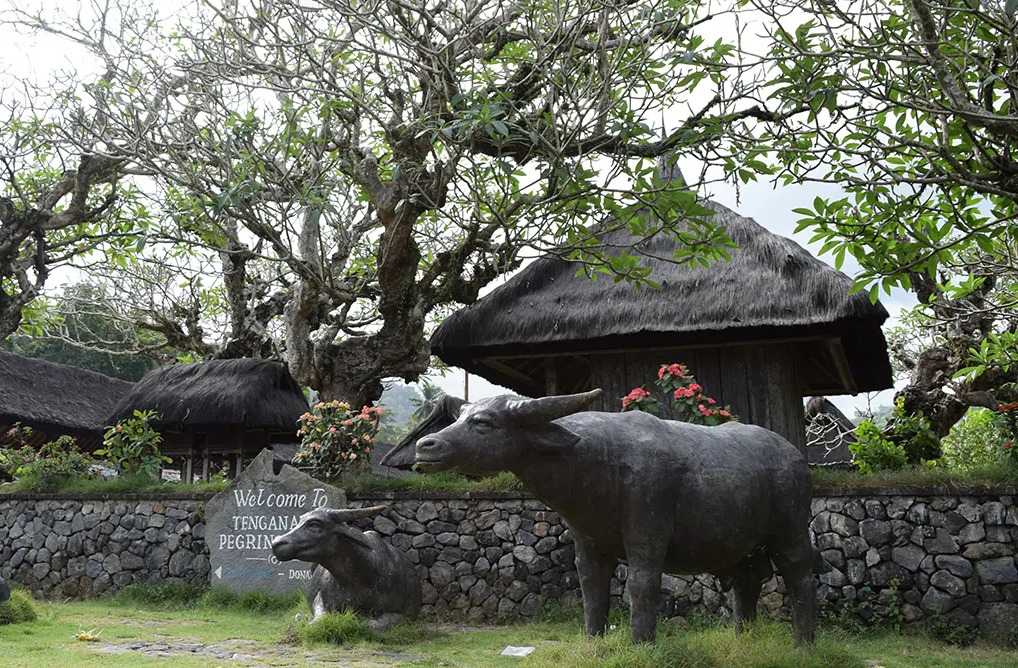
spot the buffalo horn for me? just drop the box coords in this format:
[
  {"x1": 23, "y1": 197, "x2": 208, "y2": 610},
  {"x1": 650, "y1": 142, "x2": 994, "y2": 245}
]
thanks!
[
  {"x1": 327, "y1": 505, "x2": 388, "y2": 523},
  {"x1": 511, "y1": 389, "x2": 602, "y2": 424}
]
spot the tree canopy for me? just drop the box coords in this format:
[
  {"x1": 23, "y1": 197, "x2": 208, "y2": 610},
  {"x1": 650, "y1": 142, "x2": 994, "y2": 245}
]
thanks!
[
  {"x1": 5, "y1": 0, "x2": 1018, "y2": 429},
  {"x1": 2, "y1": 0, "x2": 781, "y2": 405},
  {"x1": 737, "y1": 0, "x2": 1018, "y2": 432}
]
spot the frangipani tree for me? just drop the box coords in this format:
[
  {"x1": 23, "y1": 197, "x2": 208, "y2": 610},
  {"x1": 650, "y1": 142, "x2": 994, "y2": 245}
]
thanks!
[
  {"x1": 6, "y1": 0, "x2": 786, "y2": 404},
  {"x1": 740, "y1": 0, "x2": 1018, "y2": 433}
]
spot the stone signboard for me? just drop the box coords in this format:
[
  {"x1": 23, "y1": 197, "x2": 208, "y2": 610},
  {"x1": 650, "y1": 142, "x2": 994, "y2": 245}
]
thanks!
[{"x1": 204, "y1": 449, "x2": 346, "y2": 595}]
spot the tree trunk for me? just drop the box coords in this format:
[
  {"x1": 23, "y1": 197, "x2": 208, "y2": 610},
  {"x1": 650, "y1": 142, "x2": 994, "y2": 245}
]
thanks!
[{"x1": 893, "y1": 344, "x2": 1011, "y2": 438}]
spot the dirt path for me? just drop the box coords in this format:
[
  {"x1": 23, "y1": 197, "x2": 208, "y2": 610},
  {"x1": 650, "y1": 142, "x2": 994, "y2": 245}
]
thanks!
[{"x1": 93, "y1": 636, "x2": 429, "y2": 667}]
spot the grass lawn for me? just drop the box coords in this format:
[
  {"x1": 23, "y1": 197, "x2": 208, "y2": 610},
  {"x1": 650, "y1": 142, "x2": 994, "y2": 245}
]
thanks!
[{"x1": 3, "y1": 595, "x2": 1018, "y2": 668}]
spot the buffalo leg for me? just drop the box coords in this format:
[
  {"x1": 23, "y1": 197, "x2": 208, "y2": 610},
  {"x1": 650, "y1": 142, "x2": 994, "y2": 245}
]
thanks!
[
  {"x1": 731, "y1": 571, "x2": 764, "y2": 635},
  {"x1": 574, "y1": 538, "x2": 614, "y2": 638},
  {"x1": 772, "y1": 541, "x2": 816, "y2": 648},
  {"x1": 728, "y1": 550, "x2": 770, "y2": 635},
  {"x1": 626, "y1": 559, "x2": 664, "y2": 644}
]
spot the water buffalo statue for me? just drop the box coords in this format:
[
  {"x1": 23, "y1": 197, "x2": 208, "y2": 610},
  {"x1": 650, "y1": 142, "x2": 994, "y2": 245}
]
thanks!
[
  {"x1": 271, "y1": 505, "x2": 422, "y2": 631},
  {"x1": 414, "y1": 389, "x2": 818, "y2": 646}
]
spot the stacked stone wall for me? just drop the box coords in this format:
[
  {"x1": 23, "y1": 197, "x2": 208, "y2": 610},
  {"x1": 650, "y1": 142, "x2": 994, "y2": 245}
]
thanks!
[
  {"x1": 1, "y1": 487, "x2": 1017, "y2": 641},
  {"x1": 0, "y1": 495, "x2": 209, "y2": 599}
]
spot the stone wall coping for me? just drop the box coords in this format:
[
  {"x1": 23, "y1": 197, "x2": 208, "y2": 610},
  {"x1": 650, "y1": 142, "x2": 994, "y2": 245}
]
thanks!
[
  {"x1": 812, "y1": 484, "x2": 1018, "y2": 497},
  {"x1": 0, "y1": 492, "x2": 215, "y2": 502},
  {"x1": 2, "y1": 483, "x2": 1016, "y2": 503}
]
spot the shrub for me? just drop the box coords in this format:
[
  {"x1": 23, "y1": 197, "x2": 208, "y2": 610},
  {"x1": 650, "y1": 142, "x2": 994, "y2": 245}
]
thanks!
[
  {"x1": 850, "y1": 420, "x2": 907, "y2": 474},
  {"x1": 0, "y1": 589, "x2": 37, "y2": 625},
  {"x1": 5, "y1": 435, "x2": 96, "y2": 492},
  {"x1": 996, "y1": 401, "x2": 1018, "y2": 467},
  {"x1": 997, "y1": 400, "x2": 1018, "y2": 435},
  {"x1": 96, "y1": 410, "x2": 170, "y2": 479},
  {"x1": 0, "y1": 423, "x2": 38, "y2": 481},
  {"x1": 941, "y1": 407, "x2": 1011, "y2": 470},
  {"x1": 622, "y1": 362, "x2": 737, "y2": 426},
  {"x1": 885, "y1": 398, "x2": 940, "y2": 464},
  {"x1": 293, "y1": 400, "x2": 383, "y2": 480}
]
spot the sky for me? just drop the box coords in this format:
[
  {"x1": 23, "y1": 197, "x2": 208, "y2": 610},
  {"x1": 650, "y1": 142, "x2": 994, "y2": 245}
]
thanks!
[{"x1": 1, "y1": 2, "x2": 912, "y2": 420}]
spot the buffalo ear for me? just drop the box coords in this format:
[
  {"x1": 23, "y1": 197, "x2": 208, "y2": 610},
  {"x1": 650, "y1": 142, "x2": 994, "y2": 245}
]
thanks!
[{"x1": 528, "y1": 422, "x2": 582, "y2": 451}]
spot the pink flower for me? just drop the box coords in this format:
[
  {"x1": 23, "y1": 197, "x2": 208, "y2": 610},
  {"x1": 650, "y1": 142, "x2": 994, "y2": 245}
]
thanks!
[
  {"x1": 673, "y1": 387, "x2": 695, "y2": 399},
  {"x1": 329, "y1": 427, "x2": 337, "y2": 434},
  {"x1": 706, "y1": 397, "x2": 716, "y2": 405},
  {"x1": 688, "y1": 383, "x2": 701, "y2": 392},
  {"x1": 363, "y1": 434, "x2": 371, "y2": 442},
  {"x1": 698, "y1": 404, "x2": 710, "y2": 415},
  {"x1": 344, "y1": 419, "x2": 354, "y2": 426},
  {"x1": 115, "y1": 425, "x2": 123, "y2": 433},
  {"x1": 659, "y1": 363, "x2": 687, "y2": 379},
  {"x1": 351, "y1": 438, "x2": 359, "y2": 445},
  {"x1": 350, "y1": 453, "x2": 357, "y2": 460}
]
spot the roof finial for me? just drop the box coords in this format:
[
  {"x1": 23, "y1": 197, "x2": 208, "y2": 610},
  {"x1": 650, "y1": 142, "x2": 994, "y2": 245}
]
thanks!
[{"x1": 655, "y1": 153, "x2": 687, "y2": 188}]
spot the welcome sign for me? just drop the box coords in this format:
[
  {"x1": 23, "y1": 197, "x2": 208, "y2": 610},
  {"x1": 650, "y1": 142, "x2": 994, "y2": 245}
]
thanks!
[{"x1": 204, "y1": 449, "x2": 346, "y2": 595}]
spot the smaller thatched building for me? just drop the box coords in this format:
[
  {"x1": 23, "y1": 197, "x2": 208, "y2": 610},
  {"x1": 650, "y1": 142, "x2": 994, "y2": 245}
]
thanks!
[
  {"x1": 107, "y1": 359, "x2": 309, "y2": 481},
  {"x1": 805, "y1": 397, "x2": 858, "y2": 467},
  {"x1": 0, "y1": 351, "x2": 133, "y2": 450}
]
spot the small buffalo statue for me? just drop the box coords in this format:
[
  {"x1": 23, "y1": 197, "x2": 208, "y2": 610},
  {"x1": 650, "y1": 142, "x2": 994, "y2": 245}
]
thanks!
[
  {"x1": 271, "y1": 505, "x2": 421, "y2": 631},
  {"x1": 415, "y1": 389, "x2": 818, "y2": 646}
]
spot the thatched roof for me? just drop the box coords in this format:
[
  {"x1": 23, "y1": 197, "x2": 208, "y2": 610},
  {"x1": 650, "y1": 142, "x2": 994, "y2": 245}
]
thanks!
[
  {"x1": 805, "y1": 396, "x2": 857, "y2": 466},
  {"x1": 107, "y1": 359, "x2": 309, "y2": 432},
  {"x1": 432, "y1": 198, "x2": 892, "y2": 396},
  {"x1": 0, "y1": 350, "x2": 133, "y2": 442}
]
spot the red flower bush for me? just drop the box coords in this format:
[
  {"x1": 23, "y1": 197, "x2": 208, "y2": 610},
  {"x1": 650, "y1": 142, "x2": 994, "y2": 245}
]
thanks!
[
  {"x1": 997, "y1": 402, "x2": 1018, "y2": 465},
  {"x1": 294, "y1": 401, "x2": 383, "y2": 479},
  {"x1": 622, "y1": 387, "x2": 659, "y2": 413},
  {"x1": 622, "y1": 363, "x2": 737, "y2": 426}
]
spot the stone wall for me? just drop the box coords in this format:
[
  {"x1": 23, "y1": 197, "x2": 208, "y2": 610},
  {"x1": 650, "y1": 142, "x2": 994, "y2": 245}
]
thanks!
[
  {"x1": 344, "y1": 496, "x2": 579, "y2": 622},
  {"x1": 808, "y1": 489, "x2": 1018, "y2": 644},
  {"x1": 2, "y1": 487, "x2": 1017, "y2": 642},
  {"x1": 0, "y1": 494, "x2": 209, "y2": 599}
]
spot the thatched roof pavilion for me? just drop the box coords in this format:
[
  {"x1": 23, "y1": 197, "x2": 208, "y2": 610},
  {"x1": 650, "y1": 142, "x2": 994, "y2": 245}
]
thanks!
[
  {"x1": 431, "y1": 198, "x2": 893, "y2": 451},
  {"x1": 107, "y1": 359, "x2": 310, "y2": 479},
  {"x1": 0, "y1": 350, "x2": 133, "y2": 449}
]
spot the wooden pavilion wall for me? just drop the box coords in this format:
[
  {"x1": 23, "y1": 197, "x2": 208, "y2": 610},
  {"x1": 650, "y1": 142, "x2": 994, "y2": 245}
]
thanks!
[{"x1": 555, "y1": 343, "x2": 807, "y2": 454}]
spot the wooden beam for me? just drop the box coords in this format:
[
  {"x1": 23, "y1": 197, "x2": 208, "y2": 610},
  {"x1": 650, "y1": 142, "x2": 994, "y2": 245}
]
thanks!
[
  {"x1": 824, "y1": 338, "x2": 858, "y2": 395},
  {"x1": 483, "y1": 358, "x2": 543, "y2": 391},
  {"x1": 475, "y1": 335, "x2": 839, "y2": 361}
]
